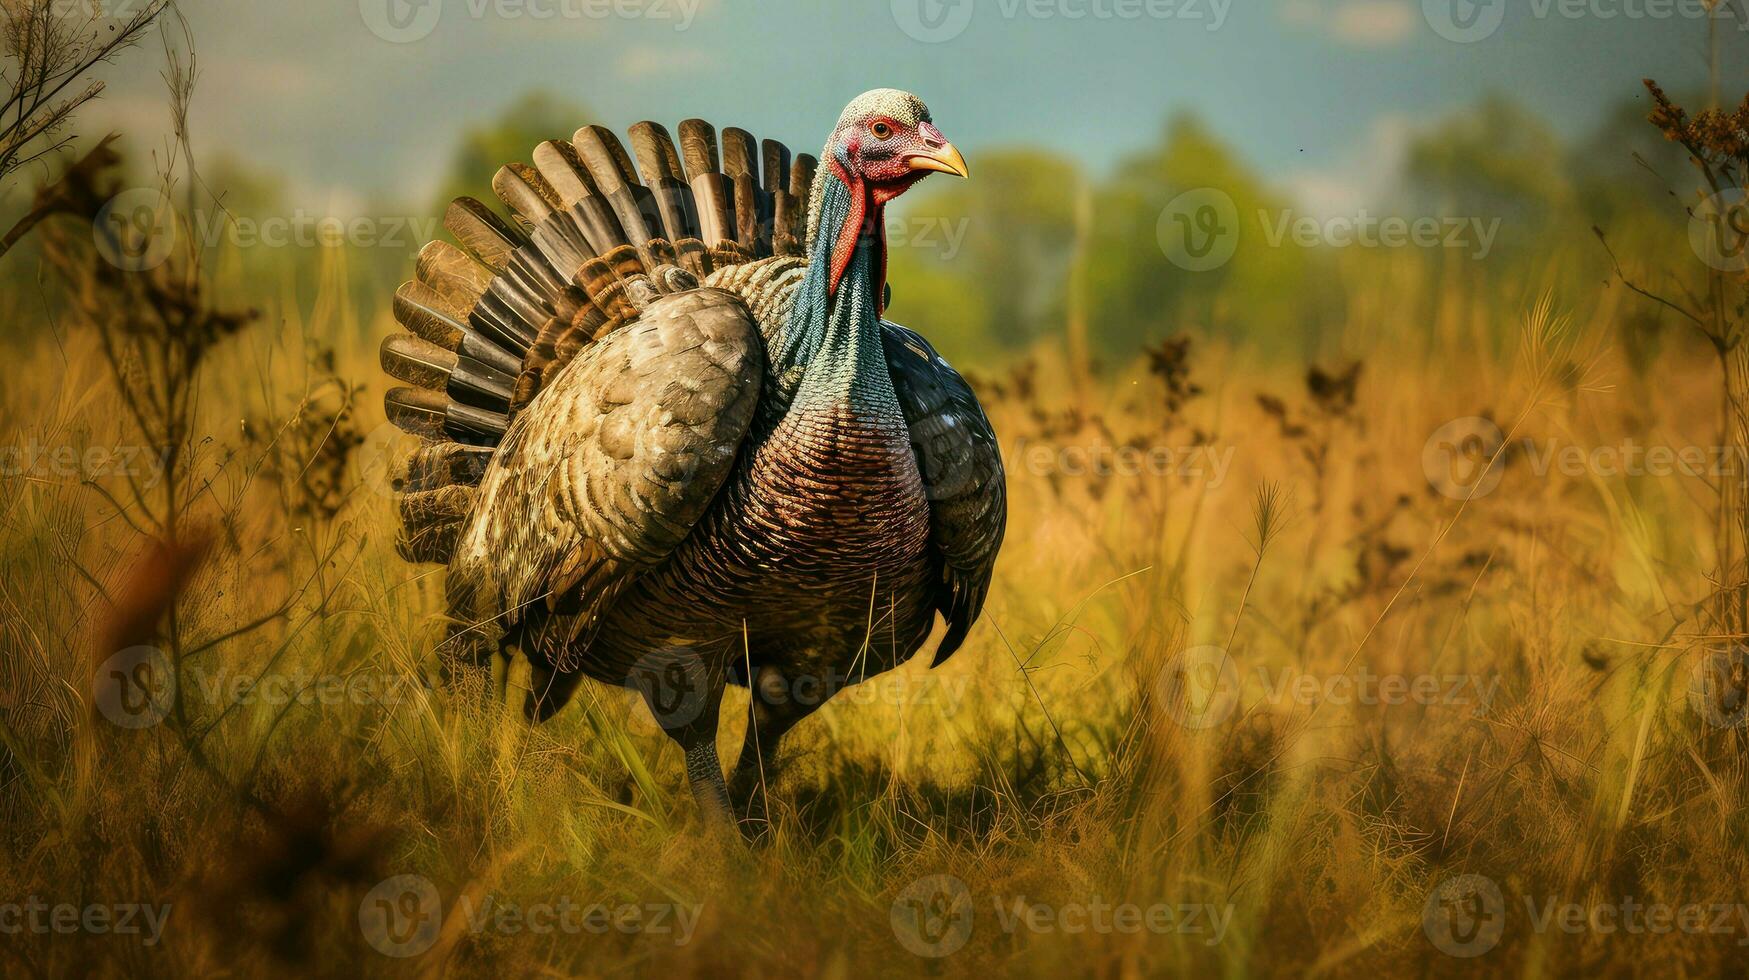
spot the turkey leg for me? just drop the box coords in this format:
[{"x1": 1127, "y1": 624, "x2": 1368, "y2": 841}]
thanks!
[
  {"x1": 632, "y1": 653, "x2": 734, "y2": 827},
  {"x1": 728, "y1": 666, "x2": 826, "y2": 832}
]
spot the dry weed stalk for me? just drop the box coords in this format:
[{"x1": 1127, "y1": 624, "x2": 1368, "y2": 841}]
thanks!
[
  {"x1": 0, "y1": 0, "x2": 169, "y2": 256},
  {"x1": 32, "y1": 15, "x2": 366, "y2": 826},
  {"x1": 1603, "y1": 80, "x2": 1749, "y2": 629}
]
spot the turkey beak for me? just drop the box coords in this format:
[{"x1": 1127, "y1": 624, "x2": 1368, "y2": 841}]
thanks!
[{"x1": 906, "y1": 142, "x2": 970, "y2": 179}]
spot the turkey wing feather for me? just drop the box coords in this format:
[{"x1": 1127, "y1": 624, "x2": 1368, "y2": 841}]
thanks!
[
  {"x1": 450, "y1": 287, "x2": 764, "y2": 645},
  {"x1": 882, "y1": 322, "x2": 1007, "y2": 665}
]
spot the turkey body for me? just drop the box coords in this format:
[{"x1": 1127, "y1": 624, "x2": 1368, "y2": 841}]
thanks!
[
  {"x1": 502, "y1": 254, "x2": 944, "y2": 713},
  {"x1": 591, "y1": 390, "x2": 937, "y2": 689},
  {"x1": 380, "y1": 91, "x2": 1004, "y2": 828}
]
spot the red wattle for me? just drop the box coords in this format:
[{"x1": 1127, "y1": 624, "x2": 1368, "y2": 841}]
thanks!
[{"x1": 826, "y1": 157, "x2": 888, "y2": 310}]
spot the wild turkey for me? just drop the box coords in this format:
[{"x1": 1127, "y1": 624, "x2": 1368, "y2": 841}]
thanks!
[{"x1": 379, "y1": 89, "x2": 1006, "y2": 828}]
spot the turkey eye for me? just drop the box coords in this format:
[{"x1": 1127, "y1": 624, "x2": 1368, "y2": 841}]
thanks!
[{"x1": 870, "y1": 121, "x2": 893, "y2": 140}]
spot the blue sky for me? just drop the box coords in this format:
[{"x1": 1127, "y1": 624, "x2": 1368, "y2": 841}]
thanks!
[{"x1": 79, "y1": 0, "x2": 1749, "y2": 216}]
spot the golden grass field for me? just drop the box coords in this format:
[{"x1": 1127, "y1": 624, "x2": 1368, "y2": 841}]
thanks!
[{"x1": 2, "y1": 197, "x2": 1749, "y2": 980}]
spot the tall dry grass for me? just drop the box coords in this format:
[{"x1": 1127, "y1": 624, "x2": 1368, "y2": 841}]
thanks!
[{"x1": 1, "y1": 180, "x2": 1747, "y2": 980}]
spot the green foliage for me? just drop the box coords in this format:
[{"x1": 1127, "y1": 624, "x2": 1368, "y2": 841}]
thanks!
[
  {"x1": 1402, "y1": 94, "x2": 1575, "y2": 247},
  {"x1": 885, "y1": 150, "x2": 1081, "y2": 363},
  {"x1": 1086, "y1": 114, "x2": 1320, "y2": 358},
  {"x1": 6, "y1": 88, "x2": 1717, "y2": 370}
]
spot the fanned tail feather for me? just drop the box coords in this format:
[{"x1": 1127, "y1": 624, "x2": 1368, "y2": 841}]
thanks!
[{"x1": 384, "y1": 114, "x2": 811, "y2": 564}]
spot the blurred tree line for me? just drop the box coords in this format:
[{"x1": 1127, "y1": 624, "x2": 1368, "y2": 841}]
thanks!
[
  {"x1": 891, "y1": 88, "x2": 1708, "y2": 370},
  {"x1": 0, "y1": 86, "x2": 1717, "y2": 371}
]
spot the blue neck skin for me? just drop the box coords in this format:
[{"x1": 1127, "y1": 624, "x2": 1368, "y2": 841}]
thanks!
[{"x1": 778, "y1": 171, "x2": 898, "y2": 415}]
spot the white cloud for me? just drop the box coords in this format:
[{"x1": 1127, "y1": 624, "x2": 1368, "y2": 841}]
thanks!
[
  {"x1": 1277, "y1": 0, "x2": 1417, "y2": 47},
  {"x1": 613, "y1": 45, "x2": 719, "y2": 80},
  {"x1": 1281, "y1": 114, "x2": 1413, "y2": 218},
  {"x1": 1331, "y1": 1, "x2": 1416, "y2": 45}
]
